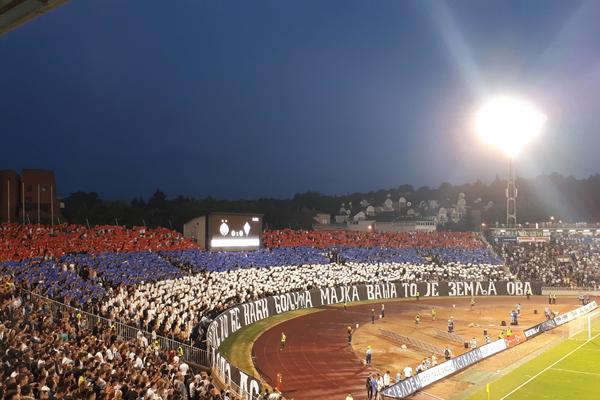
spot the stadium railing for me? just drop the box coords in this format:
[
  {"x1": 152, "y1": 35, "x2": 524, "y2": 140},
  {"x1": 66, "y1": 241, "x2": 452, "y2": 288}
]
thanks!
[
  {"x1": 210, "y1": 366, "x2": 263, "y2": 400},
  {"x1": 27, "y1": 291, "x2": 211, "y2": 368}
]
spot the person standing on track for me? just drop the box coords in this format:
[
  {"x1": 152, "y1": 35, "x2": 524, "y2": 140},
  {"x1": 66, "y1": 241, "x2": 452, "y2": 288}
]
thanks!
[
  {"x1": 383, "y1": 370, "x2": 391, "y2": 388},
  {"x1": 366, "y1": 374, "x2": 373, "y2": 400},
  {"x1": 371, "y1": 308, "x2": 375, "y2": 324},
  {"x1": 366, "y1": 345, "x2": 372, "y2": 366},
  {"x1": 371, "y1": 374, "x2": 379, "y2": 400},
  {"x1": 381, "y1": 304, "x2": 385, "y2": 318},
  {"x1": 431, "y1": 307, "x2": 436, "y2": 321},
  {"x1": 416, "y1": 290, "x2": 420, "y2": 301},
  {"x1": 279, "y1": 332, "x2": 286, "y2": 350},
  {"x1": 444, "y1": 347, "x2": 452, "y2": 361},
  {"x1": 347, "y1": 326, "x2": 353, "y2": 345},
  {"x1": 415, "y1": 313, "x2": 421, "y2": 325},
  {"x1": 376, "y1": 374, "x2": 384, "y2": 399},
  {"x1": 447, "y1": 318, "x2": 454, "y2": 333},
  {"x1": 470, "y1": 296, "x2": 476, "y2": 310}
]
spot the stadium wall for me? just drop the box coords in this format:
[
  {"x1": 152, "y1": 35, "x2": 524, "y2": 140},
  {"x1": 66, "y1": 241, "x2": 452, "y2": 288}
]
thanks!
[{"x1": 206, "y1": 281, "x2": 542, "y2": 399}]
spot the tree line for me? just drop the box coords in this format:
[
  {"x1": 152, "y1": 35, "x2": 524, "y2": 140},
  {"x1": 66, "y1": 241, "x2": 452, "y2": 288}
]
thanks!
[{"x1": 61, "y1": 173, "x2": 600, "y2": 231}]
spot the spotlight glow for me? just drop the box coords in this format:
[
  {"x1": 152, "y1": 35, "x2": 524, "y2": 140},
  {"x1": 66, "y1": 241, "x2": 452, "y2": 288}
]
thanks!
[{"x1": 475, "y1": 96, "x2": 546, "y2": 158}]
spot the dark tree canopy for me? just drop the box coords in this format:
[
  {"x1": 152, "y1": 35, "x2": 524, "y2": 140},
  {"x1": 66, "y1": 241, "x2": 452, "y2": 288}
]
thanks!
[{"x1": 60, "y1": 173, "x2": 600, "y2": 231}]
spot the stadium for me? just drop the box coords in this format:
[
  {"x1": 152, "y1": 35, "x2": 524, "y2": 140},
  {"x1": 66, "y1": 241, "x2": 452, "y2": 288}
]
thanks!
[
  {"x1": 1, "y1": 2, "x2": 600, "y2": 400},
  {"x1": 1, "y1": 223, "x2": 598, "y2": 399}
]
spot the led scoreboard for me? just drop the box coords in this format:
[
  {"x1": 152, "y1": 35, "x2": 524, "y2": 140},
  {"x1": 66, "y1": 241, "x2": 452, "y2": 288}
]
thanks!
[{"x1": 207, "y1": 213, "x2": 263, "y2": 251}]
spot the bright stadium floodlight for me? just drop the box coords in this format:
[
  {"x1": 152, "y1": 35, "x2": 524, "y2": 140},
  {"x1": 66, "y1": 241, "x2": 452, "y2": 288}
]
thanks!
[
  {"x1": 475, "y1": 96, "x2": 546, "y2": 228},
  {"x1": 475, "y1": 96, "x2": 546, "y2": 158}
]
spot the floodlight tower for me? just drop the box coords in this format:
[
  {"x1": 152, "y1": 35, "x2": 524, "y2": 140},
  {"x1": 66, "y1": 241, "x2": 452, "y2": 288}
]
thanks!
[
  {"x1": 506, "y1": 157, "x2": 517, "y2": 227},
  {"x1": 475, "y1": 96, "x2": 546, "y2": 228}
]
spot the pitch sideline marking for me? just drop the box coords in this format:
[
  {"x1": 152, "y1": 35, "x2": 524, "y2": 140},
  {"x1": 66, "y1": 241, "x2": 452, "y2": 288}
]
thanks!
[
  {"x1": 499, "y1": 331, "x2": 600, "y2": 400},
  {"x1": 549, "y1": 367, "x2": 600, "y2": 377}
]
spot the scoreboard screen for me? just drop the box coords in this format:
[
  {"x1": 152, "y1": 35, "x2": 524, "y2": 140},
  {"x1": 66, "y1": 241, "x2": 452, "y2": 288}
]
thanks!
[{"x1": 207, "y1": 213, "x2": 262, "y2": 251}]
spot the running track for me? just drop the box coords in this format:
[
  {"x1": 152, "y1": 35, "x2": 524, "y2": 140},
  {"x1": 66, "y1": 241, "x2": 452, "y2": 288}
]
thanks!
[
  {"x1": 252, "y1": 297, "x2": 568, "y2": 400},
  {"x1": 253, "y1": 301, "x2": 437, "y2": 399}
]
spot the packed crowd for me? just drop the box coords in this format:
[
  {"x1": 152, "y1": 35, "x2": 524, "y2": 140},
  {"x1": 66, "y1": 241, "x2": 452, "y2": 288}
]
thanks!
[
  {"x1": 499, "y1": 240, "x2": 600, "y2": 287},
  {"x1": 0, "y1": 276, "x2": 237, "y2": 400},
  {"x1": 0, "y1": 224, "x2": 513, "y2": 347},
  {"x1": 4, "y1": 223, "x2": 599, "y2": 398},
  {"x1": 263, "y1": 229, "x2": 487, "y2": 249},
  {"x1": 0, "y1": 223, "x2": 196, "y2": 262},
  {"x1": 100, "y1": 259, "x2": 509, "y2": 344}
]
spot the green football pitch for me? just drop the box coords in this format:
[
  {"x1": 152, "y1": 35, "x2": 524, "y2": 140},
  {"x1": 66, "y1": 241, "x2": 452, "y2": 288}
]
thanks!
[{"x1": 465, "y1": 318, "x2": 600, "y2": 400}]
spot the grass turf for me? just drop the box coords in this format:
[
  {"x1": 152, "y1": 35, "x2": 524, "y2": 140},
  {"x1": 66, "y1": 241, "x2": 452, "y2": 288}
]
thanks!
[
  {"x1": 464, "y1": 318, "x2": 600, "y2": 400},
  {"x1": 219, "y1": 307, "x2": 321, "y2": 379}
]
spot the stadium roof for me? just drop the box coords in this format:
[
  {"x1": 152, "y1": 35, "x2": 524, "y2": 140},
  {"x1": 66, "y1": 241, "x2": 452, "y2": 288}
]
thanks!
[{"x1": 0, "y1": 0, "x2": 69, "y2": 36}]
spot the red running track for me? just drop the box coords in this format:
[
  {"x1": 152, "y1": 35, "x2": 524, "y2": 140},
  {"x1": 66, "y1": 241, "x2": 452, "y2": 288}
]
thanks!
[
  {"x1": 252, "y1": 302, "x2": 427, "y2": 400},
  {"x1": 252, "y1": 297, "x2": 541, "y2": 399},
  {"x1": 252, "y1": 305, "x2": 375, "y2": 400}
]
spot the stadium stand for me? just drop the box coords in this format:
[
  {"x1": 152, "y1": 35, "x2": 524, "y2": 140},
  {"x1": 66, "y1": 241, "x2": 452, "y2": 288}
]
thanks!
[
  {"x1": 0, "y1": 223, "x2": 195, "y2": 262},
  {"x1": 2, "y1": 223, "x2": 599, "y2": 399},
  {"x1": 0, "y1": 276, "x2": 231, "y2": 400},
  {"x1": 497, "y1": 240, "x2": 600, "y2": 287},
  {"x1": 262, "y1": 229, "x2": 486, "y2": 249},
  {"x1": 0, "y1": 224, "x2": 511, "y2": 345}
]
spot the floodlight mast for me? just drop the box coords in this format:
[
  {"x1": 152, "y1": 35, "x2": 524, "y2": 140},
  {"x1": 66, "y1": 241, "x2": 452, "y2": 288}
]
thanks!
[
  {"x1": 475, "y1": 96, "x2": 546, "y2": 229},
  {"x1": 506, "y1": 158, "x2": 517, "y2": 228}
]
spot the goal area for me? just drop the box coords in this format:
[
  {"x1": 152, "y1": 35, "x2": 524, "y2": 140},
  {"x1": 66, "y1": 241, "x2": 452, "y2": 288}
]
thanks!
[{"x1": 568, "y1": 310, "x2": 600, "y2": 341}]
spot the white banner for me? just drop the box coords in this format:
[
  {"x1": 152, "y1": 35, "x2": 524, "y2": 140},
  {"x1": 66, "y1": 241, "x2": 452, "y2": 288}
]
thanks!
[
  {"x1": 553, "y1": 301, "x2": 598, "y2": 326},
  {"x1": 479, "y1": 338, "x2": 508, "y2": 358}
]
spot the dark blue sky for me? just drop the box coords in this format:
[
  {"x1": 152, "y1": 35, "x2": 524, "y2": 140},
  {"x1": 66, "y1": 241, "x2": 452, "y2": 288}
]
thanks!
[{"x1": 2, "y1": 0, "x2": 599, "y2": 199}]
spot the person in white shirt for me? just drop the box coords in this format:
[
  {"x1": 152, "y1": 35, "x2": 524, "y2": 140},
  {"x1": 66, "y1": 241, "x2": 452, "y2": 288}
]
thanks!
[
  {"x1": 179, "y1": 361, "x2": 189, "y2": 376},
  {"x1": 134, "y1": 353, "x2": 144, "y2": 369},
  {"x1": 403, "y1": 365, "x2": 413, "y2": 378},
  {"x1": 383, "y1": 371, "x2": 391, "y2": 388},
  {"x1": 469, "y1": 337, "x2": 477, "y2": 350},
  {"x1": 377, "y1": 376, "x2": 384, "y2": 399}
]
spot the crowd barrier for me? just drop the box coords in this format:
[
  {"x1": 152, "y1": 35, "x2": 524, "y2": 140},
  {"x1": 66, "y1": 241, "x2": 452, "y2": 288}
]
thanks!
[
  {"x1": 206, "y1": 280, "x2": 542, "y2": 400},
  {"x1": 27, "y1": 292, "x2": 211, "y2": 368},
  {"x1": 382, "y1": 300, "x2": 598, "y2": 399}
]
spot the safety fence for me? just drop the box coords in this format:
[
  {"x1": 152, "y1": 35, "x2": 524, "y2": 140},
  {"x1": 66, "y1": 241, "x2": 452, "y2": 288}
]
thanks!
[
  {"x1": 27, "y1": 291, "x2": 211, "y2": 368},
  {"x1": 211, "y1": 368, "x2": 264, "y2": 400},
  {"x1": 379, "y1": 328, "x2": 444, "y2": 355}
]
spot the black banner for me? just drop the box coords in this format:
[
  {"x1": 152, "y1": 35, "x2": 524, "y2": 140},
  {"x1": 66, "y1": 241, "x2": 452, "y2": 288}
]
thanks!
[
  {"x1": 524, "y1": 319, "x2": 557, "y2": 339},
  {"x1": 207, "y1": 281, "x2": 541, "y2": 399}
]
